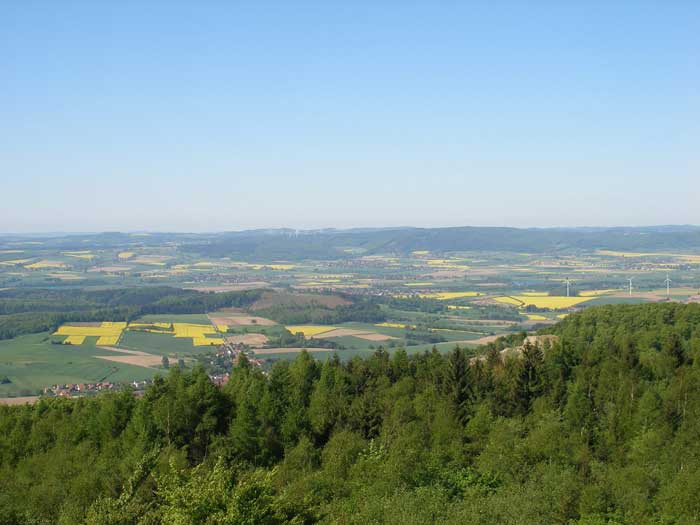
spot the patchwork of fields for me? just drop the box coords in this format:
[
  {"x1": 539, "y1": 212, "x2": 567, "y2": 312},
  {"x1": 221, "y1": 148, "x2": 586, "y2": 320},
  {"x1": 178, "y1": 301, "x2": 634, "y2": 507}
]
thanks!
[{"x1": 2, "y1": 236, "x2": 700, "y2": 397}]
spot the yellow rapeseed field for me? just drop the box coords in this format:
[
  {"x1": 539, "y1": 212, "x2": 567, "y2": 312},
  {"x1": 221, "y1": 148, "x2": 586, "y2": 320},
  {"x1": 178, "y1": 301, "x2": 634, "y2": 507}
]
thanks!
[
  {"x1": 96, "y1": 336, "x2": 119, "y2": 346},
  {"x1": 525, "y1": 314, "x2": 548, "y2": 321},
  {"x1": 54, "y1": 322, "x2": 127, "y2": 345},
  {"x1": 264, "y1": 264, "x2": 296, "y2": 271},
  {"x1": 25, "y1": 260, "x2": 67, "y2": 269},
  {"x1": 131, "y1": 258, "x2": 167, "y2": 266},
  {"x1": 0, "y1": 258, "x2": 34, "y2": 266},
  {"x1": 192, "y1": 337, "x2": 225, "y2": 346},
  {"x1": 285, "y1": 325, "x2": 337, "y2": 337},
  {"x1": 425, "y1": 260, "x2": 470, "y2": 269},
  {"x1": 375, "y1": 322, "x2": 416, "y2": 329},
  {"x1": 495, "y1": 296, "x2": 525, "y2": 306},
  {"x1": 495, "y1": 296, "x2": 591, "y2": 309},
  {"x1": 118, "y1": 252, "x2": 135, "y2": 259},
  {"x1": 426, "y1": 259, "x2": 460, "y2": 265},
  {"x1": 172, "y1": 323, "x2": 219, "y2": 338},
  {"x1": 63, "y1": 251, "x2": 95, "y2": 260},
  {"x1": 579, "y1": 289, "x2": 618, "y2": 297},
  {"x1": 128, "y1": 322, "x2": 225, "y2": 347},
  {"x1": 597, "y1": 250, "x2": 700, "y2": 263}
]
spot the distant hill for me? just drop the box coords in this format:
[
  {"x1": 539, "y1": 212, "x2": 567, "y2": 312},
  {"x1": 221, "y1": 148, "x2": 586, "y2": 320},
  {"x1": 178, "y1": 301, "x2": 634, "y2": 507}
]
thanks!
[
  {"x1": 179, "y1": 225, "x2": 700, "y2": 260},
  {"x1": 2, "y1": 225, "x2": 700, "y2": 261}
]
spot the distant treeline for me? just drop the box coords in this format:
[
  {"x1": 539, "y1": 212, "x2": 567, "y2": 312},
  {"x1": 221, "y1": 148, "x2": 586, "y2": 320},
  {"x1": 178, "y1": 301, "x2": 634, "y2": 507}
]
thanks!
[
  {"x1": 0, "y1": 226, "x2": 700, "y2": 262},
  {"x1": 177, "y1": 226, "x2": 700, "y2": 260},
  {"x1": 2, "y1": 304, "x2": 700, "y2": 522},
  {"x1": 255, "y1": 300, "x2": 385, "y2": 326},
  {"x1": 0, "y1": 287, "x2": 262, "y2": 340},
  {"x1": 5, "y1": 226, "x2": 699, "y2": 262}
]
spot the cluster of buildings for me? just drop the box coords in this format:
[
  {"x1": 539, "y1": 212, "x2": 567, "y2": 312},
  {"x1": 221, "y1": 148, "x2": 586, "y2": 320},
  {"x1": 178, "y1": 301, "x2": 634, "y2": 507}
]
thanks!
[
  {"x1": 38, "y1": 344, "x2": 266, "y2": 399},
  {"x1": 43, "y1": 381, "x2": 117, "y2": 397},
  {"x1": 42, "y1": 379, "x2": 153, "y2": 398},
  {"x1": 171, "y1": 344, "x2": 267, "y2": 388},
  {"x1": 221, "y1": 343, "x2": 266, "y2": 368}
]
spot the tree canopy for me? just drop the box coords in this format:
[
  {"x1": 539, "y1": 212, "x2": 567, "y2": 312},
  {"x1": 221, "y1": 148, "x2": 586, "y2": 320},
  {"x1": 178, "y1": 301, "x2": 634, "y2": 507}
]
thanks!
[{"x1": 2, "y1": 302, "x2": 700, "y2": 523}]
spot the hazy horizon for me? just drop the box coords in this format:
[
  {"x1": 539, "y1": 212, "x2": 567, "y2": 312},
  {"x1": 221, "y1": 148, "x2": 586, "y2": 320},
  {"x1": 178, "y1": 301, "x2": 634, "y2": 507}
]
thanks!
[
  {"x1": 3, "y1": 223, "x2": 700, "y2": 237},
  {"x1": 3, "y1": 2, "x2": 698, "y2": 232}
]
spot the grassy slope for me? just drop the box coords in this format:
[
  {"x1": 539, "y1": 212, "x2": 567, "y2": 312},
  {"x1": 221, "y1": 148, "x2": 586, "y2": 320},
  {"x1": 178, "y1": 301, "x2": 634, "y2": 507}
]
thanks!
[
  {"x1": 135, "y1": 313, "x2": 212, "y2": 324},
  {"x1": 117, "y1": 331, "x2": 209, "y2": 357},
  {"x1": 581, "y1": 296, "x2": 651, "y2": 307}
]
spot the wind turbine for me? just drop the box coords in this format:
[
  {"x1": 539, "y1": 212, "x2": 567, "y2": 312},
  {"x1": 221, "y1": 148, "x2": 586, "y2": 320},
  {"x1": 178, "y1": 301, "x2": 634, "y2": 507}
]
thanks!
[
  {"x1": 564, "y1": 277, "x2": 571, "y2": 297},
  {"x1": 628, "y1": 278, "x2": 633, "y2": 296},
  {"x1": 665, "y1": 273, "x2": 672, "y2": 299}
]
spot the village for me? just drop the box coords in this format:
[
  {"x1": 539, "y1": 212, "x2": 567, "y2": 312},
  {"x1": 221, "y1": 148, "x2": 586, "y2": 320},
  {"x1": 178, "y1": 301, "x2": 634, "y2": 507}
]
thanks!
[{"x1": 38, "y1": 341, "x2": 267, "y2": 400}]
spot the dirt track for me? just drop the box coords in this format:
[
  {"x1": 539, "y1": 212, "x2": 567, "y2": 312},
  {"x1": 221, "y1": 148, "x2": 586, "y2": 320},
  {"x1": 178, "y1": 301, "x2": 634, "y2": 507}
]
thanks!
[
  {"x1": 95, "y1": 355, "x2": 163, "y2": 367},
  {"x1": 209, "y1": 314, "x2": 276, "y2": 326},
  {"x1": 97, "y1": 346, "x2": 152, "y2": 356},
  {"x1": 354, "y1": 333, "x2": 398, "y2": 341},
  {"x1": 225, "y1": 334, "x2": 269, "y2": 347},
  {"x1": 185, "y1": 282, "x2": 271, "y2": 292},
  {"x1": 95, "y1": 346, "x2": 163, "y2": 368}
]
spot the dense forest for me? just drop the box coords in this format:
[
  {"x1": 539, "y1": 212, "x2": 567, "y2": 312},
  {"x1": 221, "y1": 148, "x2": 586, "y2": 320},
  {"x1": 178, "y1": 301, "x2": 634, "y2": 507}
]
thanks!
[
  {"x1": 2, "y1": 303, "x2": 700, "y2": 523},
  {"x1": 254, "y1": 300, "x2": 385, "y2": 326}
]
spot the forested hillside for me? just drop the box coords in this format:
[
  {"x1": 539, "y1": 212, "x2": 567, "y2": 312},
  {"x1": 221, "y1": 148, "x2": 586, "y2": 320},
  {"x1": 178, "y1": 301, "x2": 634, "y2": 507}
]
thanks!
[
  {"x1": 4, "y1": 225, "x2": 700, "y2": 262},
  {"x1": 2, "y1": 303, "x2": 700, "y2": 524},
  {"x1": 180, "y1": 226, "x2": 700, "y2": 260}
]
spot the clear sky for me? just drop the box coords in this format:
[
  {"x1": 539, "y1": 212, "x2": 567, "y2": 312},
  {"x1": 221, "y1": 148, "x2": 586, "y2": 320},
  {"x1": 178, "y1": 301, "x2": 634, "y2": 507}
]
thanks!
[{"x1": 2, "y1": 2, "x2": 698, "y2": 233}]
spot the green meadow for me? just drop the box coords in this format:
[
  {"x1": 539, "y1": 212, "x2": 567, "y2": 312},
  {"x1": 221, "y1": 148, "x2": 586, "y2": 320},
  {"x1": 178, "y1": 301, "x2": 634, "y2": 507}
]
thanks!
[{"x1": 0, "y1": 333, "x2": 156, "y2": 396}]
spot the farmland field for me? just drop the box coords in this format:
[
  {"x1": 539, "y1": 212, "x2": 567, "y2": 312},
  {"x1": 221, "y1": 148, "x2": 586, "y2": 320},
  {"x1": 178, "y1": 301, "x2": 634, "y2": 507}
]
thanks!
[
  {"x1": 0, "y1": 333, "x2": 157, "y2": 396},
  {"x1": 136, "y1": 313, "x2": 211, "y2": 324},
  {"x1": 118, "y1": 331, "x2": 215, "y2": 356},
  {"x1": 2, "y1": 228, "x2": 700, "y2": 395},
  {"x1": 494, "y1": 295, "x2": 593, "y2": 309}
]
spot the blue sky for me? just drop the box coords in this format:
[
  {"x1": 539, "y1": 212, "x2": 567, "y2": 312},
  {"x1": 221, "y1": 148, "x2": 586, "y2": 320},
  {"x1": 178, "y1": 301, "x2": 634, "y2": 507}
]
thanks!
[{"x1": 2, "y1": 2, "x2": 698, "y2": 232}]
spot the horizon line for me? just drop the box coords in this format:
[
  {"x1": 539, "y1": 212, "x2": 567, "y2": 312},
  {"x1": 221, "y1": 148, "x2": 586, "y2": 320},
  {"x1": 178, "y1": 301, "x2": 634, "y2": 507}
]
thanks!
[{"x1": 2, "y1": 224, "x2": 700, "y2": 237}]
